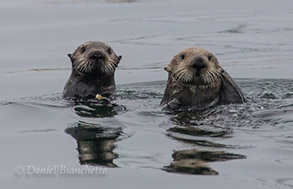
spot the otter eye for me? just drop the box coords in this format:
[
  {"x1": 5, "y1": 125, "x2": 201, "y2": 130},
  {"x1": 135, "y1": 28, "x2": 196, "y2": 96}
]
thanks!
[
  {"x1": 80, "y1": 46, "x2": 86, "y2": 53},
  {"x1": 208, "y1": 54, "x2": 212, "y2": 61},
  {"x1": 107, "y1": 47, "x2": 112, "y2": 54},
  {"x1": 180, "y1": 54, "x2": 185, "y2": 60}
]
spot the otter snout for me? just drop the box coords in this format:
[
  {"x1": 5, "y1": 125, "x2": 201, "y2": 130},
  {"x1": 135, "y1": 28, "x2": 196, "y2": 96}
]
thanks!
[
  {"x1": 191, "y1": 56, "x2": 206, "y2": 76},
  {"x1": 90, "y1": 51, "x2": 106, "y2": 60}
]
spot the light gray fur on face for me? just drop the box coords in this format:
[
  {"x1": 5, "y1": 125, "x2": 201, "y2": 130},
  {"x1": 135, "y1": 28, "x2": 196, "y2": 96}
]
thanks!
[
  {"x1": 68, "y1": 41, "x2": 122, "y2": 75},
  {"x1": 165, "y1": 47, "x2": 222, "y2": 87}
]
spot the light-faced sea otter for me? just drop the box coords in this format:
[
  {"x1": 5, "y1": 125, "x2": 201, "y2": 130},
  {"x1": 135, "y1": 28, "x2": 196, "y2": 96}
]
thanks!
[{"x1": 161, "y1": 47, "x2": 245, "y2": 110}]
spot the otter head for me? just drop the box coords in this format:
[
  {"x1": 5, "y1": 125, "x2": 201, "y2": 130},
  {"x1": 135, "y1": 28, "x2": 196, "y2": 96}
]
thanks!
[
  {"x1": 68, "y1": 41, "x2": 122, "y2": 76},
  {"x1": 165, "y1": 47, "x2": 222, "y2": 87}
]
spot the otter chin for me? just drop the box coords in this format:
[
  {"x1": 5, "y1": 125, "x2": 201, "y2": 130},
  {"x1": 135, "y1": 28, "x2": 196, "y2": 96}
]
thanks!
[
  {"x1": 63, "y1": 41, "x2": 122, "y2": 99},
  {"x1": 161, "y1": 47, "x2": 245, "y2": 110}
]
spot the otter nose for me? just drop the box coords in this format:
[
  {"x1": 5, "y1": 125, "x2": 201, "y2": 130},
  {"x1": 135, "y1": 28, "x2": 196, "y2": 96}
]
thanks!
[
  {"x1": 191, "y1": 57, "x2": 206, "y2": 71},
  {"x1": 90, "y1": 51, "x2": 105, "y2": 60}
]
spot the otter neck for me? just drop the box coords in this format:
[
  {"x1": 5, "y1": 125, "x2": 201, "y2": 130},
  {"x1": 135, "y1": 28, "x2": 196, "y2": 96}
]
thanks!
[
  {"x1": 72, "y1": 69, "x2": 116, "y2": 96},
  {"x1": 170, "y1": 76, "x2": 220, "y2": 109}
]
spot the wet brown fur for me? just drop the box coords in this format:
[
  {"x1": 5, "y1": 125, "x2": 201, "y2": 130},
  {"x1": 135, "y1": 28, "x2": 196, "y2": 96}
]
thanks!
[
  {"x1": 161, "y1": 47, "x2": 245, "y2": 110},
  {"x1": 63, "y1": 41, "x2": 122, "y2": 99}
]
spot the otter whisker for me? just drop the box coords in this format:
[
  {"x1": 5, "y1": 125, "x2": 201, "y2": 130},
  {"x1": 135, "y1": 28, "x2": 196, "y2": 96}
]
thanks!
[
  {"x1": 172, "y1": 68, "x2": 183, "y2": 81},
  {"x1": 85, "y1": 61, "x2": 94, "y2": 73},
  {"x1": 203, "y1": 73, "x2": 210, "y2": 85},
  {"x1": 209, "y1": 72, "x2": 217, "y2": 86},
  {"x1": 207, "y1": 71, "x2": 214, "y2": 83},
  {"x1": 176, "y1": 71, "x2": 187, "y2": 83},
  {"x1": 79, "y1": 62, "x2": 89, "y2": 73},
  {"x1": 173, "y1": 68, "x2": 192, "y2": 83},
  {"x1": 101, "y1": 62, "x2": 109, "y2": 74},
  {"x1": 109, "y1": 60, "x2": 117, "y2": 70},
  {"x1": 175, "y1": 69, "x2": 186, "y2": 81},
  {"x1": 210, "y1": 70, "x2": 220, "y2": 85},
  {"x1": 183, "y1": 70, "x2": 193, "y2": 83},
  {"x1": 110, "y1": 62, "x2": 116, "y2": 71},
  {"x1": 106, "y1": 64, "x2": 115, "y2": 74},
  {"x1": 108, "y1": 58, "x2": 119, "y2": 67},
  {"x1": 102, "y1": 60, "x2": 116, "y2": 75},
  {"x1": 74, "y1": 56, "x2": 94, "y2": 74}
]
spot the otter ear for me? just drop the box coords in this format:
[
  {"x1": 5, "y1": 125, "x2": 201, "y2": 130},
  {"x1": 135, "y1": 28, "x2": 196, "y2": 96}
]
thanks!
[
  {"x1": 67, "y1": 54, "x2": 74, "y2": 63},
  {"x1": 220, "y1": 69, "x2": 246, "y2": 104},
  {"x1": 164, "y1": 66, "x2": 171, "y2": 73}
]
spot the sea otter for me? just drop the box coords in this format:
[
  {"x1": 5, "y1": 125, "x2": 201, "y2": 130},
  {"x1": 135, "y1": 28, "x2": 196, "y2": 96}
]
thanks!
[
  {"x1": 161, "y1": 47, "x2": 245, "y2": 110},
  {"x1": 63, "y1": 41, "x2": 122, "y2": 99}
]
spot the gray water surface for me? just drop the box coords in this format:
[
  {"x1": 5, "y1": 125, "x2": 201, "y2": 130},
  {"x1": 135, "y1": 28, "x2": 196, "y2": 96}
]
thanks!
[
  {"x1": 1, "y1": 79, "x2": 293, "y2": 188},
  {"x1": 1, "y1": 0, "x2": 293, "y2": 188}
]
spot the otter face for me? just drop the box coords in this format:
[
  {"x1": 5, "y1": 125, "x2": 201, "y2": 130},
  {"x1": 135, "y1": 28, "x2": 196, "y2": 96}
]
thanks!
[
  {"x1": 68, "y1": 41, "x2": 122, "y2": 75},
  {"x1": 165, "y1": 47, "x2": 222, "y2": 86}
]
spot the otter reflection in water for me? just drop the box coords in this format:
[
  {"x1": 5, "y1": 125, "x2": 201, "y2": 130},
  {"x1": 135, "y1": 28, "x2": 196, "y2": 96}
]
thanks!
[
  {"x1": 72, "y1": 98, "x2": 125, "y2": 118},
  {"x1": 65, "y1": 122, "x2": 122, "y2": 167},
  {"x1": 163, "y1": 109, "x2": 246, "y2": 175},
  {"x1": 65, "y1": 86, "x2": 126, "y2": 167}
]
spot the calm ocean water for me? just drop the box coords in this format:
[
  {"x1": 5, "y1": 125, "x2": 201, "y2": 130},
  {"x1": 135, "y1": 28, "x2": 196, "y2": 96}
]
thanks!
[{"x1": 1, "y1": 0, "x2": 293, "y2": 188}]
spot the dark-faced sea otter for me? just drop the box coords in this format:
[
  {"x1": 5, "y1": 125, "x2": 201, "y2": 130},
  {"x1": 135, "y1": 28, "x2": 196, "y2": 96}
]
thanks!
[{"x1": 63, "y1": 41, "x2": 122, "y2": 99}]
